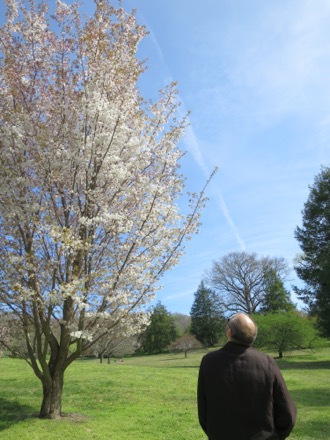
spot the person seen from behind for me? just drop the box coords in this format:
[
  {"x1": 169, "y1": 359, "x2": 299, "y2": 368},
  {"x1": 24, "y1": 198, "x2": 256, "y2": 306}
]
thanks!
[{"x1": 197, "y1": 313, "x2": 296, "y2": 439}]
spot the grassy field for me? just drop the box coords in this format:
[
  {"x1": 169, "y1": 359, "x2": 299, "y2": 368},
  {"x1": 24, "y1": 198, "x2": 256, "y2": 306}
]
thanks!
[{"x1": 0, "y1": 348, "x2": 329, "y2": 440}]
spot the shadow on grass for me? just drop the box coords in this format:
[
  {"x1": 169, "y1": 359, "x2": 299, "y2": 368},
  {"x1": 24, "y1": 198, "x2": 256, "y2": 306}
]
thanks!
[
  {"x1": 277, "y1": 360, "x2": 330, "y2": 370},
  {"x1": 293, "y1": 418, "x2": 330, "y2": 439},
  {"x1": 290, "y1": 388, "x2": 330, "y2": 408},
  {"x1": 0, "y1": 397, "x2": 37, "y2": 431},
  {"x1": 163, "y1": 365, "x2": 199, "y2": 369}
]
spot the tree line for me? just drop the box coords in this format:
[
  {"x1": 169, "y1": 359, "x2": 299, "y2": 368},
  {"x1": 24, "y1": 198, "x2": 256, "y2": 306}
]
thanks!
[
  {"x1": 139, "y1": 165, "x2": 330, "y2": 357},
  {"x1": 134, "y1": 278, "x2": 323, "y2": 360},
  {"x1": 132, "y1": 164, "x2": 330, "y2": 357},
  {"x1": 189, "y1": 165, "x2": 330, "y2": 349},
  {"x1": 1, "y1": 164, "x2": 330, "y2": 363}
]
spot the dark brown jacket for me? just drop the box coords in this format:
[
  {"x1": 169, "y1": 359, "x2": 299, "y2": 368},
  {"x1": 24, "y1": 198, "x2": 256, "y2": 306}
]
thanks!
[{"x1": 197, "y1": 342, "x2": 296, "y2": 440}]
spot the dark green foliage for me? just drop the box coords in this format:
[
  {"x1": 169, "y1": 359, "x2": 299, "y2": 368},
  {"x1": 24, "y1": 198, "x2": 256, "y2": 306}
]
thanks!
[
  {"x1": 260, "y1": 269, "x2": 295, "y2": 313},
  {"x1": 140, "y1": 302, "x2": 177, "y2": 354},
  {"x1": 294, "y1": 166, "x2": 330, "y2": 336},
  {"x1": 190, "y1": 281, "x2": 225, "y2": 346},
  {"x1": 253, "y1": 311, "x2": 322, "y2": 358}
]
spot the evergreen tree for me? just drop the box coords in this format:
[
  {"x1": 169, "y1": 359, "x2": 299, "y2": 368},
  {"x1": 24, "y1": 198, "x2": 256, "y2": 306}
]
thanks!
[
  {"x1": 260, "y1": 269, "x2": 295, "y2": 313},
  {"x1": 190, "y1": 281, "x2": 225, "y2": 346},
  {"x1": 294, "y1": 166, "x2": 330, "y2": 336},
  {"x1": 140, "y1": 302, "x2": 177, "y2": 354}
]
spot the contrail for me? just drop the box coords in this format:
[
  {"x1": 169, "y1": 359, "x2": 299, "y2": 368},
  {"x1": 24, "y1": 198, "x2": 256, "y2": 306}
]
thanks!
[
  {"x1": 144, "y1": 23, "x2": 246, "y2": 251},
  {"x1": 184, "y1": 125, "x2": 246, "y2": 251}
]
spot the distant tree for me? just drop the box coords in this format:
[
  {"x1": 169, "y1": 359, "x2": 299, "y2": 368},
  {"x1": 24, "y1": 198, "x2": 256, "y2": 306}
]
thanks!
[
  {"x1": 294, "y1": 166, "x2": 330, "y2": 337},
  {"x1": 92, "y1": 333, "x2": 140, "y2": 363},
  {"x1": 168, "y1": 334, "x2": 202, "y2": 358},
  {"x1": 140, "y1": 302, "x2": 177, "y2": 354},
  {"x1": 0, "y1": 312, "x2": 55, "y2": 359},
  {"x1": 190, "y1": 281, "x2": 225, "y2": 346},
  {"x1": 172, "y1": 313, "x2": 191, "y2": 336},
  {"x1": 260, "y1": 269, "x2": 295, "y2": 314},
  {"x1": 0, "y1": 313, "x2": 26, "y2": 357},
  {"x1": 253, "y1": 312, "x2": 321, "y2": 358},
  {"x1": 207, "y1": 252, "x2": 290, "y2": 314}
]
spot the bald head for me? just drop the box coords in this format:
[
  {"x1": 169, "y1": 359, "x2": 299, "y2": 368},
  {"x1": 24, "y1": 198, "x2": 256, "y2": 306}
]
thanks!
[{"x1": 227, "y1": 313, "x2": 258, "y2": 346}]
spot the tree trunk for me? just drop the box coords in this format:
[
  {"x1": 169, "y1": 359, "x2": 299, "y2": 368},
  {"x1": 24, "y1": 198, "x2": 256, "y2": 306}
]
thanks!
[
  {"x1": 39, "y1": 372, "x2": 64, "y2": 419},
  {"x1": 278, "y1": 351, "x2": 283, "y2": 359}
]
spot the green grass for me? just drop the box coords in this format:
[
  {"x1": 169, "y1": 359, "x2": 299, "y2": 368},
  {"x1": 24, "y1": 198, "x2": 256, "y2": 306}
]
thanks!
[{"x1": 0, "y1": 348, "x2": 329, "y2": 439}]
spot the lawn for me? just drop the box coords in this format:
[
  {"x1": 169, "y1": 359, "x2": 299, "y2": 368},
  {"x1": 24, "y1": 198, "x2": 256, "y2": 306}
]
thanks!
[{"x1": 0, "y1": 348, "x2": 329, "y2": 439}]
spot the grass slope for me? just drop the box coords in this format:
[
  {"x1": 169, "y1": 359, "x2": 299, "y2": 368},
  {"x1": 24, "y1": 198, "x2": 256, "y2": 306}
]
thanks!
[{"x1": 0, "y1": 349, "x2": 329, "y2": 439}]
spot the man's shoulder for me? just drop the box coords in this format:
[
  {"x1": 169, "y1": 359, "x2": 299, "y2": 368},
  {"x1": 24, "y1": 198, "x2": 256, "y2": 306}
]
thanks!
[
  {"x1": 248, "y1": 346, "x2": 274, "y2": 362},
  {"x1": 201, "y1": 343, "x2": 237, "y2": 361},
  {"x1": 202, "y1": 348, "x2": 222, "y2": 359},
  {"x1": 201, "y1": 343, "x2": 275, "y2": 364},
  {"x1": 199, "y1": 347, "x2": 224, "y2": 365}
]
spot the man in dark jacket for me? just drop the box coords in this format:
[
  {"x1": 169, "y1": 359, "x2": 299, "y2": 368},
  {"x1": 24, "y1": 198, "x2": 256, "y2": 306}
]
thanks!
[{"x1": 197, "y1": 313, "x2": 296, "y2": 440}]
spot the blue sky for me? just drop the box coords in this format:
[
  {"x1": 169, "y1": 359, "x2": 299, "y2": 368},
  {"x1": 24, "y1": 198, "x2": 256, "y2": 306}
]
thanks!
[
  {"x1": 121, "y1": 0, "x2": 330, "y2": 314},
  {"x1": 1, "y1": 0, "x2": 329, "y2": 315}
]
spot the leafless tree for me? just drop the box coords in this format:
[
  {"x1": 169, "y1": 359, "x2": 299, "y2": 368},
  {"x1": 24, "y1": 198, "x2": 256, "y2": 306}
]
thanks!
[{"x1": 206, "y1": 252, "x2": 290, "y2": 314}]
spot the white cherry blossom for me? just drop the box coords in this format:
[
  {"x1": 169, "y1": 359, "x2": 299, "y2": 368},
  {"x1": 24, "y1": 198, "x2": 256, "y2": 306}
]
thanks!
[{"x1": 0, "y1": 0, "x2": 215, "y2": 419}]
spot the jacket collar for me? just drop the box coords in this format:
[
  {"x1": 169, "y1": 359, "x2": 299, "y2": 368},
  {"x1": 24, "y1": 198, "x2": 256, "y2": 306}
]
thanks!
[{"x1": 223, "y1": 341, "x2": 251, "y2": 352}]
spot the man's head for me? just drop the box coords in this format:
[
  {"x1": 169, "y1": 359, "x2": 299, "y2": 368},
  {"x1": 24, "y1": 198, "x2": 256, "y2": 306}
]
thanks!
[{"x1": 226, "y1": 313, "x2": 257, "y2": 346}]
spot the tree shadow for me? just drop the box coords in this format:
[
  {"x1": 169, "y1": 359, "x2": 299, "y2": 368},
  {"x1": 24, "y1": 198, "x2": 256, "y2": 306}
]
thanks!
[
  {"x1": 289, "y1": 387, "x2": 330, "y2": 408},
  {"x1": 293, "y1": 418, "x2": 330, "y2": 438},
  {"x1": 0, "y1": 397, "x2": 37, "y2": 431},
  {"x1": 165, "y1": 365, "x2": 199, "y2": 369},
  {"x1": 277, "y1": 360, "x2": 330, "y2": 370}
]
